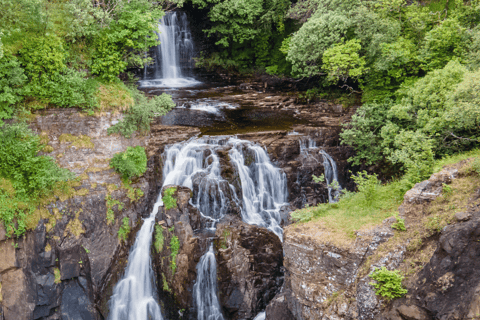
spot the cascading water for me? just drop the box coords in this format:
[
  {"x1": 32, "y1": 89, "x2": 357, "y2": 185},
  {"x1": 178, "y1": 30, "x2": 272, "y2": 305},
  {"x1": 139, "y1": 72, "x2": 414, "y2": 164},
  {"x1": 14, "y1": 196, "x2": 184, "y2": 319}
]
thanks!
[
  {"x1": 140, "y1": 11, "x2": 200, "y2": 88},
  {"x1": 107, "y1": 199, "x2": 164, "y2": 320},
  {"x1": 161, "y1": 136, "x2": 288, "y2": 319},
  {"x1": 193, "y1": 244, "x2": 224, "y2": 320},
  {"x1": 162, "y1": 138, "x2": 239, "y2": 228},
  {"x1": 319, "y1": 150, "x2": 342, "y2": 203},
  {"x1": 229, "y1": 138, "x2": 287, "y2": 240}
]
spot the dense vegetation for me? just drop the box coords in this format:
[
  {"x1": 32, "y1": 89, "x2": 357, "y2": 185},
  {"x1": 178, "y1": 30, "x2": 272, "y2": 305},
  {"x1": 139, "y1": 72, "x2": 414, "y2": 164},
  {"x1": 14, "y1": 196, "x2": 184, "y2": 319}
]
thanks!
[{"x1": 0, "y1": 0, "x2": 172, "y2": 123}]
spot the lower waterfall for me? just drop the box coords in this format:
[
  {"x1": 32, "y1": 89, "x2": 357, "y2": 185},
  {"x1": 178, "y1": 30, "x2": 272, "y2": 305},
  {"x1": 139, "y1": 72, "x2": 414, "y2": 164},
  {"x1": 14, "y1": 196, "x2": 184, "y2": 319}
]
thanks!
[
  {"x1": 107, "y1": 199, "x2": 164, "y2": 320},
  {"x1": 194, "y1": 244, "x2": 225, "y2": 320}
]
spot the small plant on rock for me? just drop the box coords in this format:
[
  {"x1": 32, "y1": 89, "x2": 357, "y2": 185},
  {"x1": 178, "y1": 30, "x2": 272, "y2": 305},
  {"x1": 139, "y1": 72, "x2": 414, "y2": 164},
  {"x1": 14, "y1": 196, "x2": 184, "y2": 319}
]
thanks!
[
  {"x1": 162, "y1": 187, "x2": 177, "y2": 210},
  {"x1": 391, "y1": 216, "x2": 406, "y2": 231},
  {"x1": 369, "y1": 267, "x2": 407, "y2": 300},
  {"x1": 118, "y1": 217, "x2": 130, "y2": 242},
  {"x1": 110, "y1": 146, "x2": 147, "y2": 180}
]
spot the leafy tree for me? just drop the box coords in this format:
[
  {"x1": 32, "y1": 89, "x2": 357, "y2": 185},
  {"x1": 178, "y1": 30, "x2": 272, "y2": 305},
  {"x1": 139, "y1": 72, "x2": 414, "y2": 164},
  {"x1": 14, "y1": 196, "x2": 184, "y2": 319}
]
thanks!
[{"x1": 322, "y1": 38, "x2": 366, "y2": 85}]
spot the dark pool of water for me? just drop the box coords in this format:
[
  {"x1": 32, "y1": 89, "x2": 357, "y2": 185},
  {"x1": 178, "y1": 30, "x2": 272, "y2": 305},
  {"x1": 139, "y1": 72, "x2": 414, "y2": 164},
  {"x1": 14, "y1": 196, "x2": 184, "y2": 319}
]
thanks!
[{"x1": 141, "y1": 83, "x2": 307, "y2": 136}]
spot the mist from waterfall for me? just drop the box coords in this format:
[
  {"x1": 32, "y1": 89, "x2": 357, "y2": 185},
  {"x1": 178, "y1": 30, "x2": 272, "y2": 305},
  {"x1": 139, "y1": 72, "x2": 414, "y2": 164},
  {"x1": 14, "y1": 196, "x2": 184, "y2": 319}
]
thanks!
[
  {"x1": 107, "y1": 199, "x2": 164, "y2": 320},
  {"x1": 139, "y1": 11, "x2": 201, "y2": 88}
]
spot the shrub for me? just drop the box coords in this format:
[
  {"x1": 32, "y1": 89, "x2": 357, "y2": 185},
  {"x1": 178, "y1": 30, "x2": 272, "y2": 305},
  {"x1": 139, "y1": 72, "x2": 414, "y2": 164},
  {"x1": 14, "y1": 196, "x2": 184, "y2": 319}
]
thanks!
[
  {"x1": 110, "y1": 146, "x2": 147, "y2": 180},
  {"x1": 162, "y1": 187, "x2": 177, "y2": 210},
  {"x1": 0, "y1": 52, "x2": 26, "y2": 123},
  {"x1": 108, "y1": 89, "x2": 175, "y2": 138},
  {"x1": 0, "y1": 123, "x2": 74, "y2": 195},
  {"x1": 391, "y1": 216, "x2": 406, "y2": 231},
  {"x1": 351, "y1": 171, "x2": 379, "y2": 205},
  {"x1": 118, "y1": 217, "x2": 130, "y2": 242},
  {"x1": 369, "y1": 267, "x2": 407, "y2": 300}
]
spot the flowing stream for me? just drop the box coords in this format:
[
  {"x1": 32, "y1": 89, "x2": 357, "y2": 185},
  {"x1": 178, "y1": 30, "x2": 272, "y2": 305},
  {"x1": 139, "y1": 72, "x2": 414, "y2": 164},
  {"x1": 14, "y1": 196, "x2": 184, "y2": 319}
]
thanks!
[{"x1": 107, "y1": 200, "x2": 164, "y2": 320}]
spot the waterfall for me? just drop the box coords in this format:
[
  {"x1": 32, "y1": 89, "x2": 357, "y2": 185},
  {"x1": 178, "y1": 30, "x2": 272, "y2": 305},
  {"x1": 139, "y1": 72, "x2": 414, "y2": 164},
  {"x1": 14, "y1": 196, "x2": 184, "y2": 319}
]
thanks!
[
  {"x1": 107, "y1": 200, "x2": 164, "y2": 320},
  {"x1": 253, "y1": 312, "x2": 266, "y2": 320},
  {"x1": 193, "y1": 244, "x2": 224, "y2": 320},
  {"x1": 229, "y1": 138, "x2": 287, "y2": 241},
  {"x1": 140, "y1": 11, "x2": 200, "y2": 88},
  {"x1": 159, "y1": 136, "x2": 287, "y2": 319},
  {"x1": 162, "y1": 138, "x2": 238, "y2": 228},
  {"x1": 319, "y1": 150, "x2": 342, "y2": 203}
]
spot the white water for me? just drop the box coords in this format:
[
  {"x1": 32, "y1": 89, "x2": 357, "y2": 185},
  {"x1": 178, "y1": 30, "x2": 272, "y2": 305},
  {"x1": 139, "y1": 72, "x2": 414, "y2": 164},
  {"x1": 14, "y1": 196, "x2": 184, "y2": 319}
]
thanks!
[
  {"x1": 193, "y1": 244, "x2": 225, "y2": 320},
  {"x1": 178, "y1": 99, "x2": 239, "y2": 114},
  {"x1": 229, "y1": 138, "x2": 287, "y2": 240},
  {"x1": 319, "y1": 150, "x2": 342, "y2": 203},
  {"x1": 108, "y1": 200, "x2": 164, "y2": 320},
  {"x1": 162, "y1": 138, "x2": 238, "y2": 229},
  {"x1": 162, "y1": 137, "x2": 287, "y2": 319},
  {"x1": 253, "y1": 312, "x2": 266, "y2": 320},
  {"x1": 139, "y1": 12, "x2": 201, "y2": 88}
]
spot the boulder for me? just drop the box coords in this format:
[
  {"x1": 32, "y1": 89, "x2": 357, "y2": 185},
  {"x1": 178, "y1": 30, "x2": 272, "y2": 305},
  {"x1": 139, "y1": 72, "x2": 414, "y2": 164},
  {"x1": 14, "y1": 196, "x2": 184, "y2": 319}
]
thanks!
[{"x1": 215, "y1": 216, "x2": 283, "y2": 320}]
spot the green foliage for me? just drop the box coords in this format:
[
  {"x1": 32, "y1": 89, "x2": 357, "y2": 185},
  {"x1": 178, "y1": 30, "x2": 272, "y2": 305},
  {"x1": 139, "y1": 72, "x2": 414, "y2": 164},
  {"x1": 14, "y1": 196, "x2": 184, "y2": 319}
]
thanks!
[
  {"x1": 105, "y1": 195, "x2": 124, "y2": 224},
  {"x1": 54, "y1": 268, "x2": 61, "y2": 284},
  {"x1": 369, "y1": 267, "x2": 407, "y2": 300},
  {"x1": 0, "y1": 123, "x2": 73, "y2": 196},
  {"x1": 0, "y1": 52, "x2": 26, "y2": 122},
  {"x1": 312, "y1": 174, "x2": 325, "y2": 183},
  {"x1": 154, "y1": 224, "x2": 164, "y2": 252},
  {"x1": 391, "y1": 216, "x2": 406, "y2": 231},
  {"x1": 322, "y1": 39, "x2": 366, "y2": 84},
  {"x1": 110, "y1": 146, "x2": 147, "y2": 180},
  {"x1": 351, "y1": 171, "x2": 379, "y2": 205},
  {"x1": 170, "y1": 234, "x2": 180, "y2": 275},
  {"x1": 0, "y1": 123, "x2": 74, "y2": 236},
  {"x1": 90, "y1": 0, "x2": 163, "y2": 81},
  {"x1": 341, "y1": 60, "x2": 477, "y2": 176},
  {"x1": 108, "y1": 88, "x2": 175, "y2": 138},
  {"x1": 162, "y1": 187, "x2": 177, "y2": 210},
  {"x1": 472, "y1": 158, "x2": 480, "y2": 175},
  {"x1": 118, "y1": 217, "x2": 130, "y2": 242}
]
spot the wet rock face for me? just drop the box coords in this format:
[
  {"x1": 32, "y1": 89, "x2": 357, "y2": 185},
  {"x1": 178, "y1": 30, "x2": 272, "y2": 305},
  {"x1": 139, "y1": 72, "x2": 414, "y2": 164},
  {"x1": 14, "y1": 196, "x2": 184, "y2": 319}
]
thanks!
[
  {"x1": 215, "y1": 216, "x2": 284, "y2": 320},
  {"x1": 237, "y1": 129, "x2": 355, "y2": 210},
  {"x1": 391, "y1": 211, "x2": 480, "y2": 320},
  {"x1": 152, "y1": 185, "x2": 209, "y2": 320}
]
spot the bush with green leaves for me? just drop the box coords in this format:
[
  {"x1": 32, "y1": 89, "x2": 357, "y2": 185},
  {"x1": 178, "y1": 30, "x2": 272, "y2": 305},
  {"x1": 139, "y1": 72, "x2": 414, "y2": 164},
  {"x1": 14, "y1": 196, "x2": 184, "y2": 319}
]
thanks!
[
  {"x1": 351, "y1": 171, "x2": 379, "y2": 205},
  {"x1": 369, "y1": 267, "x2": 407, "y2": 300},
  {"x1": 108, "y1": 89, "x2": 175, "y2": 138},
  {"x1": 0, "y1": 123, "x2": 74, "y2": 236},
  {"x1": 0, "y1": 123, "x2": 74, "y2": 196},
  {"x1": 110, "y1": 146, "x2": 147, "y2": 180},
  {"x1": 0, "y1": 52, "x2": 26, "y2": 122},
  {"x1": 118, "y1": 217, "x2": 130, "y2": 242}
]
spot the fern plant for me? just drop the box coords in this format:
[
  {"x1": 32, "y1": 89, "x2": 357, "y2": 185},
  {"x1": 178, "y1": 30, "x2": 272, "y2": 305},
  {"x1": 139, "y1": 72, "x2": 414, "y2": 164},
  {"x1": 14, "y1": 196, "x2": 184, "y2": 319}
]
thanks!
[{"x1": 369, "y1": 267, "x2": 407, "y2": 300}]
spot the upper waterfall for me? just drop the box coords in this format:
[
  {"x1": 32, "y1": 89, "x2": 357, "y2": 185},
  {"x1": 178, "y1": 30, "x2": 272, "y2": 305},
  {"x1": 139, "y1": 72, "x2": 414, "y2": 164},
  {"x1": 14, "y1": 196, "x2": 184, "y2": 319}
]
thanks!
[{"x1": 140, "y1": 11, "x2": 201, "y2": 88}]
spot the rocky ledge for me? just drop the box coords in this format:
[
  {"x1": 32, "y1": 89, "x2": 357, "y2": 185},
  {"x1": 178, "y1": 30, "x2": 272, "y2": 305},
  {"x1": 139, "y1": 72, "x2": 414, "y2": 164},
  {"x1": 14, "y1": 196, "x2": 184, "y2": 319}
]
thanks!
[{"x1": 267, "y1": 159, "x2": 480, "y2": 320}]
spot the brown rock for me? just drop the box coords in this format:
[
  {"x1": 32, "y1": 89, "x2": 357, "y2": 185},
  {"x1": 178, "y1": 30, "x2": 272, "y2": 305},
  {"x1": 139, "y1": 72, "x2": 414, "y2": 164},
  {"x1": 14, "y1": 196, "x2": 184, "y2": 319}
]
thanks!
[
  {"x1": 2, "y1": 268, "x2": 36, "y2": 320},
  {"x1": 216, "y1": 216, "x2": 283, "y2": 320},
  {"x1": 0, "y1": 240, "x2": 17, "y2": 273},
  {"x1": 455, "y1": 211, "x2": 472, "y2": 221},
  {"x1": 397, "y1": 305, "x2": 429, "y2": 320}
]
